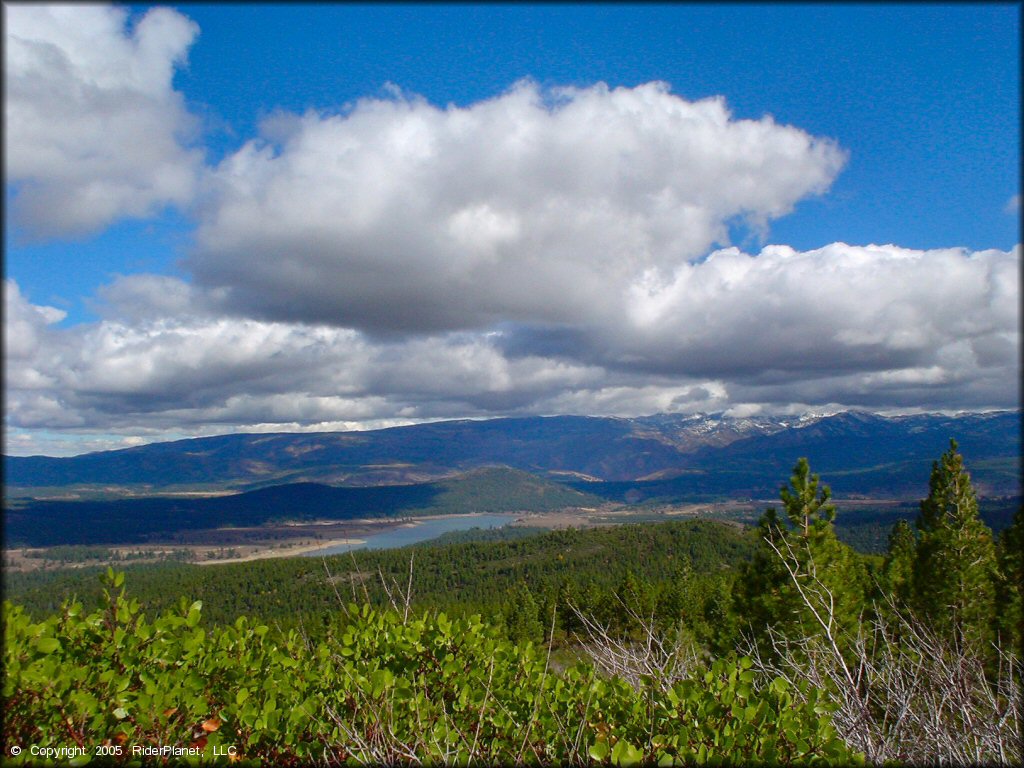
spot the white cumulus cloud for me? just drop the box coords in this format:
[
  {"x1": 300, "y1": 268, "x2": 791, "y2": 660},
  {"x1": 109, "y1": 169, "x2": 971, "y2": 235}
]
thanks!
[
  {"x1": 3, "y1": 3, "x2": 202, "y2": 237},
  {"x1": 190, "y1": 80, "x2": 847, "y2": 333},
  {"x1": 602, "y1": 242, "x2": 1020, "y2": 380}
]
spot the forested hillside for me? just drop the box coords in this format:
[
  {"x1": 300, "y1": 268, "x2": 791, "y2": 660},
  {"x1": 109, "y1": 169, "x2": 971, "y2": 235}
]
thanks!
[{"x1": 4, "y1": 520, "x2": 755, "y2": 647}]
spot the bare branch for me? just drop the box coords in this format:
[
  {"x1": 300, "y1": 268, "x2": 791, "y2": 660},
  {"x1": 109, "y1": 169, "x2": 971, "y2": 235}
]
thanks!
[{"x1": 750, "y1": 533, "x2": 1022, "y2": 765}]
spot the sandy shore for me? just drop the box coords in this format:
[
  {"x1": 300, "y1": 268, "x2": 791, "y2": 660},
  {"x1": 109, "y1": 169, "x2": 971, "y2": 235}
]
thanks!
[{"x1": 196, "y1": 537, "x2": 367, "y2": 566}]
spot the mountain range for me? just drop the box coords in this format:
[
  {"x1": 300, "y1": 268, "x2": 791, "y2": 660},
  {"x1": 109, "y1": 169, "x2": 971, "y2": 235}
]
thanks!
[
  {"x1": 4, "y1": 410, "x2": 1019, "y2": 548},
  {"x1": 5, "y1": 410, "x2": 1020, "y2": 498}
]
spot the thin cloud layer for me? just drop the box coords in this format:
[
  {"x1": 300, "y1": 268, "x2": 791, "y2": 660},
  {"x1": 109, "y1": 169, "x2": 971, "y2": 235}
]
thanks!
[
  {"x1": 191, "y1": 81, "x2": 847, "y2": 333},
  {"x1": 3, "y1": 4, "x2": 202, "y2": 237}
]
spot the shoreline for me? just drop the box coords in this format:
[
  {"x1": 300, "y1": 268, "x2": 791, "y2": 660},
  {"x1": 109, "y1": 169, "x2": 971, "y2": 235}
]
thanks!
[
  {"x1": 294, "y1": 511, "x2": 528, "y2": 558},
  {"x1": 196, "y1": 537, "x2": 368, "y2": 566},
  {"x1": 2, "y1": 511, "x2": 533, "y2": 571}
]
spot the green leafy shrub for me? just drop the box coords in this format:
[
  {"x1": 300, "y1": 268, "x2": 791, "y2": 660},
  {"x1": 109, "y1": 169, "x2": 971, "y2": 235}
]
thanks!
[{"x1": 3, "y1": 570, "x2": 859, "y2": 765}]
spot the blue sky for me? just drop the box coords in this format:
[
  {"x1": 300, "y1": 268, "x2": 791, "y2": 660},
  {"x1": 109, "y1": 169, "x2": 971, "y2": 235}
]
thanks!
[{"x1": 4, "y1": 3, "x2": 1020, "y2": 456}]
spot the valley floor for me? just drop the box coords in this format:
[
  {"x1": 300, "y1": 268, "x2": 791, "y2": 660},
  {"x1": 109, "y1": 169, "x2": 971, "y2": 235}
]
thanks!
[{"x1": 2, "y1": 498, "x2": 915, "y2": 573}]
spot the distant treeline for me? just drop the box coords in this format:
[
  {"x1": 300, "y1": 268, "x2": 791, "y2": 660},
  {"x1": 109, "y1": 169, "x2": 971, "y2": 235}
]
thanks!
[
  {"x1": 21, "y1": 545, "x2": 198, "y2": 564},
  {"x1": 832, "y1": 496, "x2": 1019, "y2": 553}
]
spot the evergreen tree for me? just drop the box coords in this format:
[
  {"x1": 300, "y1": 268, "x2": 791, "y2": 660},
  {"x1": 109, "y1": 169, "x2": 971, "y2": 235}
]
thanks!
[
  {"x1": 882, "y1": 519, "x2": 917, "y2": 607},
  {"x1": 733, "y1": 508, "x2": 798, "y2": 643},
  {"x1": 994, "y1": 504, "x2": 1023, "y2": 657},
  {"x1": 912, "y1": 439, "x2": 997, "y2": 648},
  {"x1": 613, "y1": 570, "x2": 656, "y2": 636},
  {"x1": 504, "y1": 582, "x2": 543, "y2": 644},
  {"x1": 734, "y1": 459, "x2": 869, "y2": 656},
  {"x1": 780, "y1": 457, "x2": 836, "y2": 537}
]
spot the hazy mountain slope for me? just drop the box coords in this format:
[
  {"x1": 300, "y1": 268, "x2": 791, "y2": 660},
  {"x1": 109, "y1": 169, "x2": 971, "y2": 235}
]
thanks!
[
  {"x1": 5, "y1": 416, "x2": 684, "y2": 488},
  {"x1": 5, "y1": 411, "x2": 1019, "y2": 496},
  {"x1": 686, "y1": 411, "x2": 1021, "y2": 495},
  {"x1": 568, "y1": 411, "x2": 1020, "y2": 501}
]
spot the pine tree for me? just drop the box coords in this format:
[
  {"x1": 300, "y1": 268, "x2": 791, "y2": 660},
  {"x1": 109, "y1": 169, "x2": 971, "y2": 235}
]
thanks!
[
  {"x1": 504, "y1": 582, "x2": 543, "y2": 644},
  {"x1": 994, "y1": 505, "x2": 1023, "y2": 657},
  {"x1": 912, "y1": 439, "x2": 997, "y2": 648},
  {"x1": 780, "y1": 457, "x2": 836, "y2": 538},
  {"x1": 734, "y1": 459, "x2": 868, "y2": 656},
  {"x1": 883, "y1": 519, "x2": 917, "y2": 608}
]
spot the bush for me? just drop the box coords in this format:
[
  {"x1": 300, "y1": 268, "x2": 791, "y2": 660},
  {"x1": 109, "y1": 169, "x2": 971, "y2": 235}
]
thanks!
[{"x1": 3, "y1": 570, "x2": 859, "y2": 765}]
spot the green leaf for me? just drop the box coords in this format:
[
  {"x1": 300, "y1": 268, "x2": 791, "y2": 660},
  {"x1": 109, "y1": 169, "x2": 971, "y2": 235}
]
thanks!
[
  {"x1": 612, "y1": 739, "x2": 642, "y2": 767},
  {"x1": 35, "y1": 637, "x2": 61, "y2": 654}
]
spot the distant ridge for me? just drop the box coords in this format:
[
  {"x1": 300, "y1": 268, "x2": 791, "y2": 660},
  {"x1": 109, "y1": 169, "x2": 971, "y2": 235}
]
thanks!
[{"x1": 4, "y1": 410, "x2": 1020, "y2": 496}]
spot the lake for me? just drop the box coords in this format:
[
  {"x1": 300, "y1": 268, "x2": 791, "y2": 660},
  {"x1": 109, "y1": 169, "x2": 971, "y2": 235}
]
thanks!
[{"x1": 300, "y1": 513, "x2": 519, "y2": 557}]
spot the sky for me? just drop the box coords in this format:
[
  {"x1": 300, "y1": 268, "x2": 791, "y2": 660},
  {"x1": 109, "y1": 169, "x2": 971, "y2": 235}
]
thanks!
[{"x1": 3, "y1": 3, "x2": 1021, "y2": 457}]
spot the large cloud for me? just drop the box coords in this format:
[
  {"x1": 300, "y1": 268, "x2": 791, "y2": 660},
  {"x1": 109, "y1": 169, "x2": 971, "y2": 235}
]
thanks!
[
  {"x1": 3, "y1": 276, "x2": 607, "y2": 436},
  {"x1": 3, "y1": 4, "x2": 201, "y2": 237},
  {"x1": 191, "y1": 81, "x2": 847, "y2": 333},
  {"x1": 564, "y1": 242, "x2": 1020, "y2": 375}
]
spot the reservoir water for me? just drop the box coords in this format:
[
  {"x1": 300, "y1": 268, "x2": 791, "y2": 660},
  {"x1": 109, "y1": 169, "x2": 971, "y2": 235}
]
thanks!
[{"x1": 301, "y1": 513, "x2": 519, "y2": 557}]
